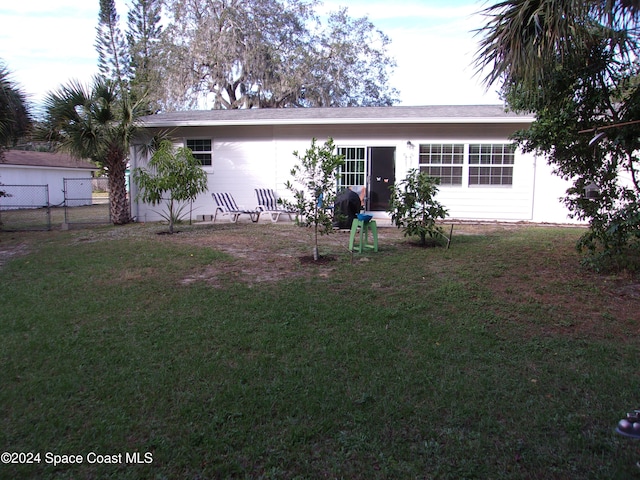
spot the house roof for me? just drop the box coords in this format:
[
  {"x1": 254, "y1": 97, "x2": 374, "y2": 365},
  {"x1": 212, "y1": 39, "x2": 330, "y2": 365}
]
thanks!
[
  {"x1": 139, "y1": 105, "x2": 534, "y2": 128},
  {"x1": 1, "y1": 150, "x2": 98, "y2": 170}
]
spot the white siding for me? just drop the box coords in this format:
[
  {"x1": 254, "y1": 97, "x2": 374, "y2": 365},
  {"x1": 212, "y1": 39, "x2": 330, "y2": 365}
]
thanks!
[
  {"x1": 0, "y1": 165, "x2": 94, "y2": 206},
  {"x1": 530, "y1": 158, "x2": 577, "y2": 223},
  {"x1": 131, "y1": 121, "x2": 580, "y2": 224}
]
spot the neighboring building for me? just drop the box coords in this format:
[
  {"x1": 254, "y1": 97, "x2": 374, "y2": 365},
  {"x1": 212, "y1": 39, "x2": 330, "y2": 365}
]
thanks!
[
  {"x1": 0, "y1": 150, "x2": 98, "y2": 206},
  {"x1": 131, "y1": 105, "x2": 579, "y2": 224}
]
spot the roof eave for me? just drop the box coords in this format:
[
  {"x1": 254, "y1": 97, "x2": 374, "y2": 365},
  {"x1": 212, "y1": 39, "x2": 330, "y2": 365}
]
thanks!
[{"x1": 139, "y1": 116, "x2": 534, "y2": 128}]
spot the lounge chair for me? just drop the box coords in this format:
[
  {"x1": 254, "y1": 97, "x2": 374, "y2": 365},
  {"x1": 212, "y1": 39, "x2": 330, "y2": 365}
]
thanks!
[
  {"x1": 211, "y1": 192, "x2": 260, "y2": 223},
  {"x1": 255, "y1": 188, "x2": 296, "y2": 223}
]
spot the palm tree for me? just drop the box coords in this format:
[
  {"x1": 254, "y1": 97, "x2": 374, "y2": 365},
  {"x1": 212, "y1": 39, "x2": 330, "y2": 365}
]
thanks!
[
  {"x1": 0, "y1": 62, "x2": 31, "y2": 154},
  {"x1": 40, "y1": 77, "x2": 143, "y2": 225},
  {"x1": 474, "y1": 0, "x2": 640, "y2": 89}
]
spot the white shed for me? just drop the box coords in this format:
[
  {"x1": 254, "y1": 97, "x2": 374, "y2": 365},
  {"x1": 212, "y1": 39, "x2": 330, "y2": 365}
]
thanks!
[
  {"x1": 0, "y1": 150, "x2": 98, "y2": 206},
  {"x1": 131, "y1": 105, "x2": 578, "y2": 224}
]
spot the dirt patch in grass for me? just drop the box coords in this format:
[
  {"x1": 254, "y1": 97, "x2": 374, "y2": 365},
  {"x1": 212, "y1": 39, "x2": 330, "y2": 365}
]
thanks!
[
  {"x1": 176, "y1": 224, "x2": 358, "y2": 287},
  {"x1": 474, "y1": 234, "x2": 640, "y2": 340},
  {"x1": 0, "y1": 243, "x2": 29, "y2": 269},
  {"x1": 169, "y1": 222, "x2": 638, "y2": 340},
  {"x1": 299, "y1": 254, "x2": 337, "y2": 264},
  {"x1": 616, "y1": 283, "x2": 640, "y2": 298}
]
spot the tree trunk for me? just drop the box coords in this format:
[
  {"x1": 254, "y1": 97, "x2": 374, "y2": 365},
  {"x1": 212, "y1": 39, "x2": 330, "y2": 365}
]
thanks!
[
  {"x1": 107, "y1": 155, "x2": 131, "y2": 225},
  {"x1": 313, "y1": 204, "x2": 319, "y2": 261},
  {"x1": 313, "y1": 223, "x2": 319, "y2": 261},
  {"x1": 168, "y1": 198, "x2": 174, "y2": 234}
]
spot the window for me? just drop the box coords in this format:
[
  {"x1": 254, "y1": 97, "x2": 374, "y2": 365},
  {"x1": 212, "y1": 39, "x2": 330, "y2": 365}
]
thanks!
[
  {"x1": 468, "y1": 144, "x2": 514, "y2": 186},
  {"x1": 418, "y1": 144, "x2": 464, "y2": 185},
  {"x1": 337, "y1": 147, "x2": 366, "y2": 189},
  {"x1": 186, "y1": 139, "x2": 212, "y2": 166}
]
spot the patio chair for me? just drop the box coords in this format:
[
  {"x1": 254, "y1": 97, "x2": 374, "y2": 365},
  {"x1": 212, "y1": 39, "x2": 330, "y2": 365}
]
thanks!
[
  {"x1": 211, "y1": 192, "x2": 260, "y2": 223},
  {"x1": 255, "y1": 188, "x2": 296, "y2": 223}
]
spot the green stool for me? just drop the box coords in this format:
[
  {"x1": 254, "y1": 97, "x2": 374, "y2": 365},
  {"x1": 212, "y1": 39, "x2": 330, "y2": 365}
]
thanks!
[{"x1": 349, "y1": 218, "x2": 378, "y2": 253}]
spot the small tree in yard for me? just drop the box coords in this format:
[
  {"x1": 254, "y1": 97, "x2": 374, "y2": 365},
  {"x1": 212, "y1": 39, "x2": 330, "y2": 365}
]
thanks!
[
  {"x1": 282, "y1": 138, "x2": 345, "y2": 261},
  {"x1": 388, "y1": 168, "x2": 448, "y2": 246},
  {"x1": 133, "y1": 140, "x2": 208, "y2": 233}
]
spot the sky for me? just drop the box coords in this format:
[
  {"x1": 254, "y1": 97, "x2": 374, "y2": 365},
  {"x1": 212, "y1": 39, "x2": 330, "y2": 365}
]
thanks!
[{"x1": 0, "y1": 0, "x2": 502, "y2": 111}]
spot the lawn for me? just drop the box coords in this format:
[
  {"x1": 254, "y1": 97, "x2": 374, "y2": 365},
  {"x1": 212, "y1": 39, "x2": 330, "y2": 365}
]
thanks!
[
  {"x1": 0, "y1": 200, "x2": 111, "y2": 232},
  {"x1": 0, "y1": 221, "x2": 639, "y2": 479}
]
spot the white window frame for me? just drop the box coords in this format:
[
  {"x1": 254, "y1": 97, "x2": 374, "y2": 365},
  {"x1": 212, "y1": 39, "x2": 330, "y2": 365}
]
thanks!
[
  {"x1": 468, "y1": 143, "x2": 515, "y2": 187},
  {"x1": 336, "y1": 146, "x2": 366, "y2": 190},
  {"x1": 185, "y1": 138, "x2": 213, "y2": 167},
  {"x1": 418, "y1": 143, "x2": 464, "y2": 186}
]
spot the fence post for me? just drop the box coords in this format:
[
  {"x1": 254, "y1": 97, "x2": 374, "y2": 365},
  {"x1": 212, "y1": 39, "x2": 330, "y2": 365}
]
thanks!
[
  {"x1": 45, "y1": 185, "x2": 51, "y2": 231},
  {"x1": 63, "y1": 177, "x2": 110, "y2": 227},
  {"x1": 62, "y1": 179, "x2": 69, "y2": 229}
]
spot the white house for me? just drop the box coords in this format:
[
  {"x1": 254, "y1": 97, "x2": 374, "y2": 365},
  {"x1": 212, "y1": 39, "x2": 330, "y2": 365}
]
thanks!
[
  {"x1": 0, "y1": 150, "x2": 98, "y2": 207},
  {"x1": 131, "y1": 105, "x2": 579, "y2": 224}
]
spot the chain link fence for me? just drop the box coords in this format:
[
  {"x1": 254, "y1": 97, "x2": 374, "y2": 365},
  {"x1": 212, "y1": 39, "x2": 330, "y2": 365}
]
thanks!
[
  {"x1": 0, "y1": 178, "x2": 122, "y2": 231},
  {"x1": 0, "y1": 185, "x2": 51, "y2": 231},
  {"x1": 63, "y1": 177, "x2": 111, "y2": 226}
]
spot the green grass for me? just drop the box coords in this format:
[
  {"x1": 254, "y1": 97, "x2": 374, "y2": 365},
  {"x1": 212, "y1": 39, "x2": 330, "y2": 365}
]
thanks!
[{"x1": 0, "y1": 223, "x2": 639, "y2": 479}]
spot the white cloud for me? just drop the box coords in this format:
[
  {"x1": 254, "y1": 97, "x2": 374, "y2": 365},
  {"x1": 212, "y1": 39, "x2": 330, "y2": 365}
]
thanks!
[
  {"x1": 0, "y1": 0, "x2": 128, "y2": 107},
  {"x1": 318, "y1": 0, "x2": 500, "y2": 105}
]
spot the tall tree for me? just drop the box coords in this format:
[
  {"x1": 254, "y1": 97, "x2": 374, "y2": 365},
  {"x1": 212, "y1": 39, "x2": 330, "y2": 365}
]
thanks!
[
  {"x1": 475, "y1": 0, "x2": 640, "y2": 267},
  {"x1": 40, "y1": 78, "x2": 143, "y2": 225},
  {"x1": 299, "y1": 8, "x2": 398, "y2": 108},
  {"x1": 0, "y1": 62, "x2": 31, "y2": 156},
  {"x1": 158, "y1": 0, "x2": 398, "y2": 110},
  {"x1": 95, "y1": 0, "x2": 130, "y2": 90},
  {"x1": 126, "y1": 0, "x2": 163, "y2": 110},
  {"x1": 159, "y1": 0, "x2": 311, "y2": 109}
]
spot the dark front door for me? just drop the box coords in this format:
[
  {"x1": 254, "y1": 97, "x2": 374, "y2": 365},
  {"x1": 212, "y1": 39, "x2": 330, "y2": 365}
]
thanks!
[{"x1": 368, "y1": 147, "x2": 396, "y2": 211}]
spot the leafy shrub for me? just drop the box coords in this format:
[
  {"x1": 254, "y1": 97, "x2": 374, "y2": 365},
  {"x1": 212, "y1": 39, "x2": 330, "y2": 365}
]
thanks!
[
  {"x1": 133, "y1": 140, "x2": 208, "y2": 233},
  {"x1": 388, "y1": 168, "x2": 448, "y2": 246}
]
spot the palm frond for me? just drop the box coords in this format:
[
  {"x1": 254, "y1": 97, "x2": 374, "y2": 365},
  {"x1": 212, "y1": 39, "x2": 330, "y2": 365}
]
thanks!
[{"x1": 474, "y1": 0, "x2": 640, "y2": 89}]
